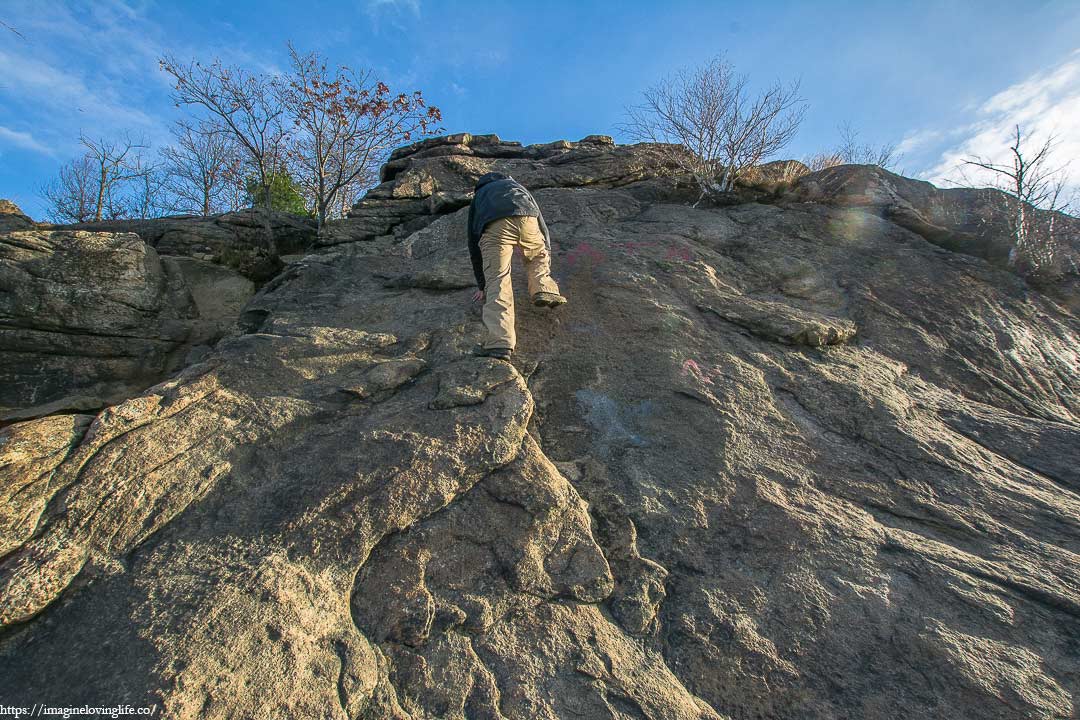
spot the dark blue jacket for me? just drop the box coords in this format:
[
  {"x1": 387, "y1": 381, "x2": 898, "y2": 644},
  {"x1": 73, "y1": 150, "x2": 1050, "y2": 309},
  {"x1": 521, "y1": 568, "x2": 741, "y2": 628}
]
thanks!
[{"x1": 467, "y1": 172, "x2": 551, "y2": 291}]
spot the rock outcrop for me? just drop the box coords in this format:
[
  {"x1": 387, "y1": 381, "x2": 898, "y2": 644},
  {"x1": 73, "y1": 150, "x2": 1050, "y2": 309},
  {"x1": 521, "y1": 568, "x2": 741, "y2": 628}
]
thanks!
[
  {"x1": 320, "y1": 133, "x2": 690, "y2": 246},
  {"x1": 0, "y1": 228, "x2": 253, "y2": 422},
  {"x1": 1, "y1": 137, "x2": 1078, "y2": 719},
  {"x1": 55, "y1": 209, "x2": 317, "y2": 282},
  {"x1": 0, "y1": 200, "x2": 36, "y2": 232},
  {"x1": 789, "y1": 164, "x2": 1080, "y2": 273},
  {"x1": 0, "y1": 229, "x2": 199, "y2": 421}
]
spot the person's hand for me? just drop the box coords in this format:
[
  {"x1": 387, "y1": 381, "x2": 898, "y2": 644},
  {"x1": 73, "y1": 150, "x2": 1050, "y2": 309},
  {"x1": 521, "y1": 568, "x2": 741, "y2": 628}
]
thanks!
[{"x1": 472, "y1": 289, "x2": 485, "y2": 303}]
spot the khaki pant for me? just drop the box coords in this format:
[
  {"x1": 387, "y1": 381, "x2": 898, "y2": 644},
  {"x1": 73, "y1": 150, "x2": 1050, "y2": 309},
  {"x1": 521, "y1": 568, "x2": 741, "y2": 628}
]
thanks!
[{"x1": 480, "y1": 214, "x2": 561, "y2": 350}]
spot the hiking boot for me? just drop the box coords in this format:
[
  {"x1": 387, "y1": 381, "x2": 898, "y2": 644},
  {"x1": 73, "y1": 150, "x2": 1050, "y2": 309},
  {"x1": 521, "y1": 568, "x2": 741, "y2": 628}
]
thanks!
[
  {"x1": 472, "y1": 345, "x2": 513, "y2": 360},
  {"x1": 532, "y1": 292, "x2": 567, "y2": 307}
]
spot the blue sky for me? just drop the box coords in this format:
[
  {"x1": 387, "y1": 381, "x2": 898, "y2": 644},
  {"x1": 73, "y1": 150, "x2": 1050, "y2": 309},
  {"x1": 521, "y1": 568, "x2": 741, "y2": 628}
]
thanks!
[{"x1": 1, "y1": 0, "x2": 1079, "y2": 220}]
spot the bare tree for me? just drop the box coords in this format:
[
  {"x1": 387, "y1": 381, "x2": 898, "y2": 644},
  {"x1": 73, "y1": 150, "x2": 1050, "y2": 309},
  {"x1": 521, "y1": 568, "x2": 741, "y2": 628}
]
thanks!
[
  {"x1": 40, "y1": 155, "x2": 97, "y2": 223},
  {"x1": 619, "y1": 54, "x2": 806, "y2": 205},
  {"x1": 159, "y1": 56, "x2": 289, "y2": 246},
  {"x1": 335, "y1": 177, "x2": 366, "y2": 219},
  {"x1": 805, "y1": 123, "x2": 898, "y2": 172},
  {"x1": 40, "y1": 135, "x2": 148, "y2": 222},
  {"x1": 160, "y1": 119, "x2": 243, "y2": 215},
  {"x1": 124, "y1": 154, "x2": 171, "y2": 220},
  {"x1": 279, "y1": 44, "x2": 443, "y2": 230},
  {"x1": 835, "y1": 122, "x2": 898, "y2": 168},
  {"x1": 80, "y1": 134, "x2": 148, "y2": 220},
  {"x1": 963, "y1": 125, "x2": 1074, "y2": 283}
]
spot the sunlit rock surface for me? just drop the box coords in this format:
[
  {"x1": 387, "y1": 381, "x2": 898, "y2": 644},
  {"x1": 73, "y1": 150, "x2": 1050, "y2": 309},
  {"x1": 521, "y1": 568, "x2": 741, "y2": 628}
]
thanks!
[{"x1": 1, "y1": 138, "x2": 1077, "y2": 719}]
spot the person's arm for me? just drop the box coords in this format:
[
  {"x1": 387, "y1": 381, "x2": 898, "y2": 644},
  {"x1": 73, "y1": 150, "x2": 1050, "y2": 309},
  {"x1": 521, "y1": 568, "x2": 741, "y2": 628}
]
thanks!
[
  {"x1": 467, "y1": 201, "x2": 485, "y2": 291},
  {"x1": 536, "y1": 208, "x2": 552, "y2": 251}
]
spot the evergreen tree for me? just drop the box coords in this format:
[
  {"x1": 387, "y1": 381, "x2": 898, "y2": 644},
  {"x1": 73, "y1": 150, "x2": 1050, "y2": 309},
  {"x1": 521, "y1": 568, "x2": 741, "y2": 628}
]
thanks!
[{"x1": 245, "y1": 170, "x2": 308, "y2": 215}]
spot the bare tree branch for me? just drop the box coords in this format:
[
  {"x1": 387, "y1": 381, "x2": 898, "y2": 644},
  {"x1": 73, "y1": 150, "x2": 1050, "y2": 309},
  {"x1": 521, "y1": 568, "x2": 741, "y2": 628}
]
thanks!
[
  {"x1": 79, "y1": 133, "x2": 148, "y2": 220},
  {"x1": 0, "y1": 20, "x2": 25, "y2": 39},
  {"x1": 961, "y1": 124, "x2": 1073, "y2": 283},
  {"x1": 617, "y1": 54, "x2": 806, "y2": 205},
  {"x1": 159, "y1": 55, "x2": 289, "y2": 249},
  {"x1": 278, "y1": 43, "x2": 444, "y2": 230},
  {"x1": 160, "y1": 119, "x2": 244, "y2": 215}
]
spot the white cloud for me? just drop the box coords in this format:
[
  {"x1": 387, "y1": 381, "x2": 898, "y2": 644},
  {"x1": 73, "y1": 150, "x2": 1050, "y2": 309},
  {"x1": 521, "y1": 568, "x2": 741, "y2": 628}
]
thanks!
[
  {"x1": 0, "y1": 1, "x2": 181, "y2": 158},
  {"x1": 366, "y1": 0, "x2": 421, "y2": 14},
  {"x1": 919, "y1": 49, "x2": 1080, "y2": 199},
  {"x1": 365, "y1": 0, "x2": 421, "y2": 33},
  {"x1": 0, "y1": 125, "x2": 54, "y2": 156},
  {"x1": 0, "y1": 48, "x2": 161, "y2": 130},
  {"x1": 895, "y1": 128, "x2": 945, "y2": 157}
]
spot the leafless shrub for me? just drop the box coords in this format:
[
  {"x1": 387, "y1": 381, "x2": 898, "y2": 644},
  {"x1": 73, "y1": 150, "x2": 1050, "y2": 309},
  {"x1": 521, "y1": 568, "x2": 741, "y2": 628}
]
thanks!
[
  {"x1": 39, "y1": 134, "x2": 151, "y2": 223},
  {"x1": 835, "y1": 123, "x2": 898, "y2": 168},
  {"x1": 160, "y1": 119, "x2": 245, "y2": 216},
  {"x1": 962, "y1": 125, "x2": 1074, "y2": 285},
  {"x1": 805, "y1": 152, "x2": 845, "y2": 172},
  {"x1": 619, "y1": 54, "x2": 807, "y2": 206},
  {"x1": 804, "y1": 123, "x2": 899, "y2": 173}
]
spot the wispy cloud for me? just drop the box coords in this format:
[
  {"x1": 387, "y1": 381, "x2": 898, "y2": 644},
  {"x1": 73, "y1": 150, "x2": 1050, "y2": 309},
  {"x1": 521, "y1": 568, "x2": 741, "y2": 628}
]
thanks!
[
  {"x1": 0, "y1": 48, "x2": 162, "y2": 131},
  {"x1": 364, "y1": 0, "x2": 421, "y2": 34},
  {"x1": 0, "y1": 0, "x2": 285, "y2": 158},
  {"x1": 0, "y1": 126, "x2": 54, "y2": 156},
  {"x1": 917, "y1": 49, "x2": 1080, "y2": 196},
  {"x1": 0, "y1": 1, "x2": 179, "y2": 157},
  {"x1": 894, "y1": 128, "x2": 946, "y2": 157}
]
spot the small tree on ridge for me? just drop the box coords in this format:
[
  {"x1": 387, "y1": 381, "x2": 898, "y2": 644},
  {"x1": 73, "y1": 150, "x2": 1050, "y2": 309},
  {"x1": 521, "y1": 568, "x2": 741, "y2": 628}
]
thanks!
[
  {"x1": 619, "y1": 54, "x2": 807, "y2": 205},
  {"x1": 962, "y1": 125, "x2": 1074, "y2": 284},
  {"x1": 279, "y1": 44, "x2": 443, "y2": 230}
]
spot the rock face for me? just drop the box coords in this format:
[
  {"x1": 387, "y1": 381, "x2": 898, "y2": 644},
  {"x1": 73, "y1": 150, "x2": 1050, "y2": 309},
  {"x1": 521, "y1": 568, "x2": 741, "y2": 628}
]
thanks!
[
  {"x1": 0, "y1": 199, "x2": 36, "y2": 232},
  {"x1": 55, "y1": 209, "x2": 317, "y2": 282},
  {"x1": 320, "y1": 133, "x2": 689, "y2": 246},
  {"x1": 0, "y1": 230, "x2": 253, "y2": 422},
  {"x1": 1, "y1": 137, "x2": 1079, "y2": 719},
  {"x1": 789, "y1": 164, "x2": 1080, "y2": 273},
  {"x1": 0, "y1": 230, "x2": 199, "y2": 421}
]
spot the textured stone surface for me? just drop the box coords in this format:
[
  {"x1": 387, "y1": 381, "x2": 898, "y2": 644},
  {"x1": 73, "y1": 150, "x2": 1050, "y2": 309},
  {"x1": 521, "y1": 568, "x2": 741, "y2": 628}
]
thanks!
[
  {"x1": 789, "y1": 164, "x2": 1080, "y2": 274},
  {"x1": 321, "y1": 134, "x2": 690, "y2": 247},
  {"x1": 1, "y1": 137, "x2": 1078, "y2": 719},
  {"x1": 0, "y1": 230, "x2": 258, "y2": 422},
  {"x1": 0, "y1": 230, "x2": 200, "y2": 421},
  {"x1": 0, "y1": 199, "x2": 35, "y2": 232},
  {"x1": 163, "y1": 256, "x2": 255, "y2": 345},
  {"x1": 54, "y1": 209, "x2": 317, "y2": 282}
]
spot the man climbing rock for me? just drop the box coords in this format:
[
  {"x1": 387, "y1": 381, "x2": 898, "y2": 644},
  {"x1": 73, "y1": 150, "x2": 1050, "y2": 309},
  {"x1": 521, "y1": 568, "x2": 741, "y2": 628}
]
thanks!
[{"x1": 467, "y1": 171, "x2": 567, "y2": 360}]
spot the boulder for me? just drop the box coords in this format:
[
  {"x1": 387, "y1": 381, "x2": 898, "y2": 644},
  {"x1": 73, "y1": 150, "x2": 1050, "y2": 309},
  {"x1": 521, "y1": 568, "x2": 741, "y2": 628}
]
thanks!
[
  {"x1": 0, "y1": 230, "x2": 202, "y2": 421},
  {"x1": 54, "y1": 209, "x2": 317, "y2": 282},
  {"x1": 789, "y1": 164, "x2": 1080, "y2": 274},
  {"x1": 162, "y1": 256, "x2": 255, "y2": 344},
  {"x1": 0, "y1": 199, "x2": 35, "y2": 232},
  {"x1": 322, "y1": 135, "x2": 690, "y2": 247}
]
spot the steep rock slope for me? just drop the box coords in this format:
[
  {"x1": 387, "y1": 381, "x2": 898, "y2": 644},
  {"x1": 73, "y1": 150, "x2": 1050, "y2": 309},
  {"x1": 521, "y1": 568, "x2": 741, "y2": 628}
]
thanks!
[{"x1": 1, "y1": 137, "x2": 1078, "y2": 720}]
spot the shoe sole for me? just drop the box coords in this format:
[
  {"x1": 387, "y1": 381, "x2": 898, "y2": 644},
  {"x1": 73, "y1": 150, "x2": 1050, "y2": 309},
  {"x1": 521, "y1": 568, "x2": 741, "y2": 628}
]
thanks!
[
  {"x1": 473, "y1": 349, "x2": 513, "y2": 360},
  {"x1": 533, "y1": 297, "x2": 567, "y2": 307}
]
